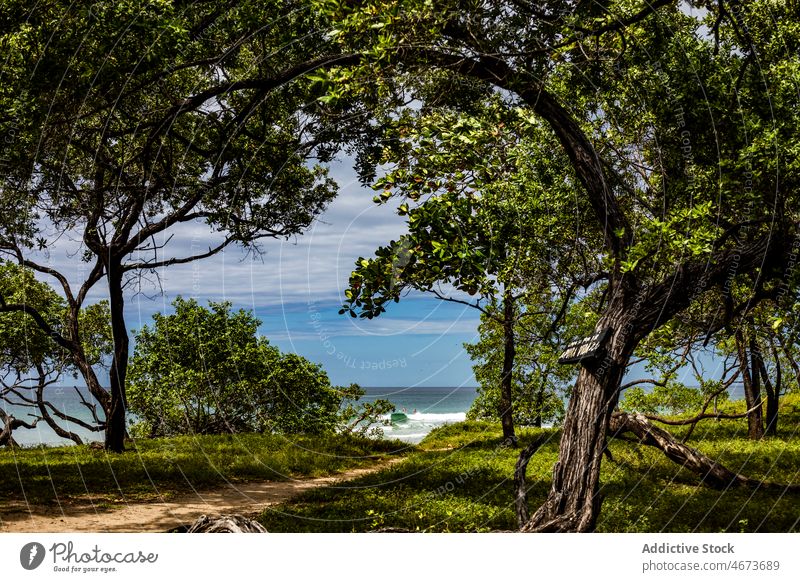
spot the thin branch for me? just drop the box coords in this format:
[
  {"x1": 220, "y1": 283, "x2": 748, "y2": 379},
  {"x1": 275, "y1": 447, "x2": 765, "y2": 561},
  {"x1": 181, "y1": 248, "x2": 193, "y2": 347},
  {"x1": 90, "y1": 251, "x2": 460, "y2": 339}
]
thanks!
[
  {"x1": 429, "y1": 289, "x2": 490, "y2": 316},
  {"x1": 644, "y1": 408, "x2": 753, "y2": 426},
  {"x1": 122, "y1": 237, "x2": 234, "y2": 272},
  {"x1": 619, "y1": 377, "x2": 667, "y2": 391},
  {"x1": 0, "y1": 297, "x2": 75, "y2": 352}
]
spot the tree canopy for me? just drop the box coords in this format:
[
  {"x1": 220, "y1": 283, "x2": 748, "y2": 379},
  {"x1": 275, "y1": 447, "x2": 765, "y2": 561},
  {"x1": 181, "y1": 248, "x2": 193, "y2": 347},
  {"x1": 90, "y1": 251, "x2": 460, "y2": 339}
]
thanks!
[
  {"x1": 1, "y1": 0, "x2": 798, "y2": 532},
  {"x1": 320, "y1": 0, "x2": 800, "y2": 531},
  {"x1": 0, "y1": 0, "x2": 367, "y2": 450}
]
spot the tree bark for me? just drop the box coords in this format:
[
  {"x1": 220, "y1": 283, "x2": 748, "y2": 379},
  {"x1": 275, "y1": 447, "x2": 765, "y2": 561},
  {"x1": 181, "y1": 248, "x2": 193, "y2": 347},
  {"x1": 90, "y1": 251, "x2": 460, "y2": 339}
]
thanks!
[
  {"x1": 735, "y1": 329, "x2": 764, "y2": 440},
  {"x1": 521, "y1": 299, "x2": 634, "y2": 532},
  {"x1": 105, "y1": 262, "x2": 129, "y2": 452},
  {"x1": 760, "y1": 337, "x2": 780, "y2": 436},
  {"x1": 499, "y1": 292, "x2": 517, "y2": 446},
  {"x1": 514, "y1": 434, "x2": 550, "y2": 528},
  {"x1": 0, "y1": 409, "x2": 37, "y2": 447}
]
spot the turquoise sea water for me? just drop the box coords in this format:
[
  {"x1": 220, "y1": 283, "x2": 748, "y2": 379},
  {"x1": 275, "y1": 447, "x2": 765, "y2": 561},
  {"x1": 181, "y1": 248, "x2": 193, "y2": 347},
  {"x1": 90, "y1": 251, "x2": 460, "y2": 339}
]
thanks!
[
  {"x1": 1, "y1": 385, "x2": 478, "y2": 447},
  {"x1": 361, "y1": 386, "x2": 478, "y2": 444}
]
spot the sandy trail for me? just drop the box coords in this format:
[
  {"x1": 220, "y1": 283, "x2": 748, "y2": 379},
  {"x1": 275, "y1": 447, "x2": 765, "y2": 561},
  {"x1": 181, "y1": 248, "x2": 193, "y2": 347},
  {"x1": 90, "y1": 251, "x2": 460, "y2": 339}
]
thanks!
[{"x1": 0, "y1": 460, "x2": 401, "y2": 533}]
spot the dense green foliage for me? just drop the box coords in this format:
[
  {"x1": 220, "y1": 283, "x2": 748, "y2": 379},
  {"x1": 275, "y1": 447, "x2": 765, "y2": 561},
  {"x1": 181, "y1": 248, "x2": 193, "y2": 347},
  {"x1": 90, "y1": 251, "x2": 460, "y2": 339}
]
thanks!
[
  {"x1": 0, "y1": 261, "x2": 68, "y2": 374},
  {"x1": 258, "y1": 395, "x2": 800, "y2": 533},
  {"x1": 338, "y1": 96, "x2": 596, "y2": 441},
  {"x1": 0, "y1": 0, "x2": 355, "y2": 450},
  {"x1": 127, "y1": 297, "x2": 385, "y2": 437},
  {"x1": 0, "y1": 433, "x2": 406, "y2": 505},
  {"x1": 621, "y1": 383, "x2": 711, "y2": 417},
  {"x1": 341, "y1": 101, "x2": 587, "y2": 319}
]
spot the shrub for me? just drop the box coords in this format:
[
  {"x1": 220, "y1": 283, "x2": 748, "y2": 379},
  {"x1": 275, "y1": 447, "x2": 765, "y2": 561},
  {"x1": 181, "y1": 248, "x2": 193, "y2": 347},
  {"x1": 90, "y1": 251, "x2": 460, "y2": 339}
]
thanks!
[{"x1": 127, "y1": 297, "x2": 370, "y2": 436}]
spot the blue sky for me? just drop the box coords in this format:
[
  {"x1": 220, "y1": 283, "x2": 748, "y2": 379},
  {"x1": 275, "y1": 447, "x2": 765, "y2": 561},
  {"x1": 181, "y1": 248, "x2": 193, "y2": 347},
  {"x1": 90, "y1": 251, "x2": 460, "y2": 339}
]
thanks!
[{"x1": 58, "y1": 158, "x2": 484, "y2": 388}]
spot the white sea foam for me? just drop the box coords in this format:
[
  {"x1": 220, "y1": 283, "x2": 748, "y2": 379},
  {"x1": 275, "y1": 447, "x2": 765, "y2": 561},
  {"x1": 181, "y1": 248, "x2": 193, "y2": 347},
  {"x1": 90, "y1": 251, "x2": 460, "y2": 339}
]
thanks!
[
  {"x1": 406, "y1": 412, "x2": 466, "y2": 422},
  {"x1": 380, "y1": 412, "x2": 466, "y2": 423},
  {"x1": 375, "y1": 410, "x2": 467, "y2": 443}
]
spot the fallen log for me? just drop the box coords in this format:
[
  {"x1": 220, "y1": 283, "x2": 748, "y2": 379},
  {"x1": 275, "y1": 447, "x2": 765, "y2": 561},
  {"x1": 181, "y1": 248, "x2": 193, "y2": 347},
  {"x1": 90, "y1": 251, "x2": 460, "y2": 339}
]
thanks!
[{"x1": 608, "y1": 411, "x2": 800, "y2": 492}]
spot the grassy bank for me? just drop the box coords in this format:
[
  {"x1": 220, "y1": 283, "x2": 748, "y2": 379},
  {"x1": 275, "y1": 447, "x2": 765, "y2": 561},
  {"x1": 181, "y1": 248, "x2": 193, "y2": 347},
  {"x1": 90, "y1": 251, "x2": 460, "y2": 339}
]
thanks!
[
  {"x1": 257, "y1": 396, "x2": 800, "y2": 532},
  {"x1": 0, "y1": 433, "x2": 408, "y2": 505}
]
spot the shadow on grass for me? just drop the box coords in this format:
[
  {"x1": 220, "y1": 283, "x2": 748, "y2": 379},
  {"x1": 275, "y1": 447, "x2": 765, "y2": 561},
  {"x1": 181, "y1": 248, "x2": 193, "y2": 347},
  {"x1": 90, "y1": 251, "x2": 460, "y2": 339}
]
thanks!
[
  {"x1": 0, "y1": 433, "x2": 411, "y2": 505},
  {"x1": 259, "y1": 422, "x2": 800, "y2": 533}
]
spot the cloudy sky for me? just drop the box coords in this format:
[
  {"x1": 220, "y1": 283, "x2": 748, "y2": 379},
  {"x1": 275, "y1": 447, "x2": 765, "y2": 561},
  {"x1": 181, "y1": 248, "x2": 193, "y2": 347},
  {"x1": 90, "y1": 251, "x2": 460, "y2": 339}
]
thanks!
[{"x1": 76, "y1": 159, "x2": 483, "y2": 388}]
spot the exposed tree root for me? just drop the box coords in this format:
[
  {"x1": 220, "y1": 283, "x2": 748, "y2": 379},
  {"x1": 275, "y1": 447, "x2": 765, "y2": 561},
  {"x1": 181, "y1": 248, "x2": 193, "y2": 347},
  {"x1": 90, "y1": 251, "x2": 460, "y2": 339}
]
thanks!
[{"x1": 184, "y1": 514, "x2": 267, "y2": 533}]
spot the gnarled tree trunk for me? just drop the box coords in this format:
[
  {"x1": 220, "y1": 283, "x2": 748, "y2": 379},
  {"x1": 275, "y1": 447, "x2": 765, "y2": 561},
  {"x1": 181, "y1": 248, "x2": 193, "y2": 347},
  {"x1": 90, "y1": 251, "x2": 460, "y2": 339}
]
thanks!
[
  {"x1": 521, "y1": 299, "x2": 635, "y2": 532},
  {"x1": 735, "y1": 329, "x2": 764, "y2": 440}
]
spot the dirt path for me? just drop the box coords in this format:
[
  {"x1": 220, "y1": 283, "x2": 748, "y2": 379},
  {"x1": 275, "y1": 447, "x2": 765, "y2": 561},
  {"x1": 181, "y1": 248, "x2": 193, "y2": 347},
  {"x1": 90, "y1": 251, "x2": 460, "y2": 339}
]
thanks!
[{"x1": 0, "y1": 459, "x2": 402, "y2": 533}]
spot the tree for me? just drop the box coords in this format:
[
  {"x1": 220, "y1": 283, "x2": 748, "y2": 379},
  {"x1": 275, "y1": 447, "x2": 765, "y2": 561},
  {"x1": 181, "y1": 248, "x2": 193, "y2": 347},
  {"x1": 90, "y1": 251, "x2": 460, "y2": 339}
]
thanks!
[
  {"x1": 757, "y1": 302, "x2": 800, "y2": 435},
  {"x1": 0, "y1": 1, "x2": 363, "y2": 450},
  {"x1": 321, "y1": 0, "x2": 800, "y2": 530},
  {"x1": 128, "y1": 297, "x2": 387, "y2": 436},
  {"x1": 726, "y1": 300, "x2": 799, "y2": 438},
  {"x1": 0, "y1": 261, "x2": 112, "y2": 444},
  {"x1": 465, "y1": 301, "x2": 577, "y2": 428},
  {"x1": 341, "y1": 100, "x2": 595, "y2": 445}
]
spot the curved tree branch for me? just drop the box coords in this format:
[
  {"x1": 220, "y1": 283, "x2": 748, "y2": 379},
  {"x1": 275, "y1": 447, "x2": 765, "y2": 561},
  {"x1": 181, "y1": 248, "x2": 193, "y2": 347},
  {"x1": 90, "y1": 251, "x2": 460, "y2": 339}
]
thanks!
[
  {"x1": 0, "y1": 297, "x2": 74, "y2": 352},
  {"x1": 397, "y1": 48, "x2": 630, "y2": 259}
]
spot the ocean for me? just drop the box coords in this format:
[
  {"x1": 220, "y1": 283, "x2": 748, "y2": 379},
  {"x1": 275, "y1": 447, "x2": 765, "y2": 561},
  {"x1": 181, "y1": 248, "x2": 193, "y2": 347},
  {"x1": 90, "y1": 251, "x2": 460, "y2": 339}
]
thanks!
[
  {"x1": 1, "y1": 385, "x2": 478, "y2": 447},
  {"x1": 361, "y1": 386, "x2": 478, "y2": 444}
]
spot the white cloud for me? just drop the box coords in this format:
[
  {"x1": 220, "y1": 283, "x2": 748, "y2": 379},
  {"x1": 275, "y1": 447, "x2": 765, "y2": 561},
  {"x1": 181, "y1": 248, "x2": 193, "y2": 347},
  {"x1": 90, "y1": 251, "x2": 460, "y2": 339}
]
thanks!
[
  {"x1": 265, "y1": 315, "x2": 480, "y2": 341},
  {"x1": 27, "y1": 159, "x2": 409, "y2": 311}
]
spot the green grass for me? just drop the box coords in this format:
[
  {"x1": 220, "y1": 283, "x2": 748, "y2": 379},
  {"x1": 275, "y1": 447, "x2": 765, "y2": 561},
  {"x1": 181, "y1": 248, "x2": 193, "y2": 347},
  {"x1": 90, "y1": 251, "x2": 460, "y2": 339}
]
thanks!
[
  {"x1": 4, "y1": 397, "x2": 798, "y2": 532},
  {"x1": 257, "y1": 396, "x2": 800, "y2": 533},
  {"x1": 0, "y1": 433, "x2": 409, "y2": 505}
]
